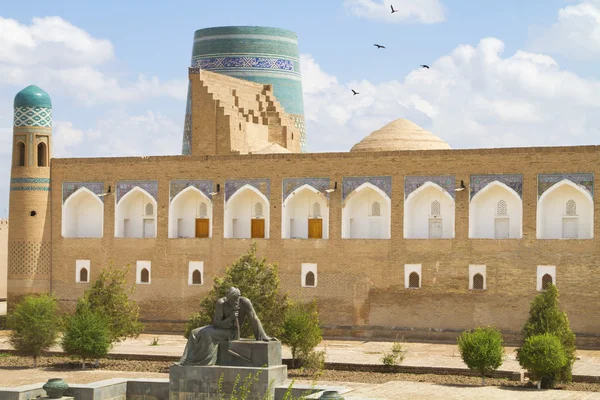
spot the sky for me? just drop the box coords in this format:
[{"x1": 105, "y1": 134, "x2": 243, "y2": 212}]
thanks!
[{"x1": 1, "y1": 0, "x2": 600, "y2": 215}]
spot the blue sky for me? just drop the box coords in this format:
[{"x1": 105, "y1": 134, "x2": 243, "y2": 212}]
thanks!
[{"x1": 1, "y1": 0, "x2": 600, "y2": 215}]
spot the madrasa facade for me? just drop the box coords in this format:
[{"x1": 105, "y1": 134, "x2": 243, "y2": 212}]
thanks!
[{"x1": 7, "y1": 26, "x2": 600, "y2": 345}]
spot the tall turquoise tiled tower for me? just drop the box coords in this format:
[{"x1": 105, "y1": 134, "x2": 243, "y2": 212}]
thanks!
[{"x1": 182, "y1": 26, "x2": 306, "y2": 154}]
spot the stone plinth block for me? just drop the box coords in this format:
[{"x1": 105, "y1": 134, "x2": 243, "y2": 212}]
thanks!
[
  {"x1": 169, "y1": 364, "x2": 287, "y2": 400},
  {"x1": 217, "y1": 340, "x2": 282, "y2": 367}
]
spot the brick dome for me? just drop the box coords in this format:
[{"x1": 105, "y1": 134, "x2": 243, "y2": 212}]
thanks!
[{"x1": 350, "y1": 118, "x2": 450, "y2": 152}]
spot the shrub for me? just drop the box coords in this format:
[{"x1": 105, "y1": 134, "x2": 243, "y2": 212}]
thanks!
[
  {"x1": 7, "y1": 294, "x2": 62, "y2": 367},
  {"x1": 517, "y1": 333, "x2": 567, "y2": 389},
  {"x1": 457, "y1": 326, "x2": 504, "y2": 385},
  {"x1": 381, "y1": 337, "x2": 406, "y2": 366},
  {"x1": 84, "y1": 262, "x2": 144, "y2": 344},
  {"x1": 519, "y1": 284, "x2": 576, "y2": 387},
  {"x1": 61, "y1": 300, "x2": 112, "y2": 369},
  {"x1": 185, "y1": 243, "x2": 288, "y2": 339},
  {"x1": 281, "y1": 301, "x2": 322, "y2": 365}
]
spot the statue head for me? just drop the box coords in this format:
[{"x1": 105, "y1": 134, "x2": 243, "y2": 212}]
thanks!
[{"x1": 225, "y1": 287, "x2": 241, "y2": 308}]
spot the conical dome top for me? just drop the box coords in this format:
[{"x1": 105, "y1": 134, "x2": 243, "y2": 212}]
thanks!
[
  {"x1": 350, "y1": 118, "x2": 450, "y2": 152},
  {"x1": 14, "y1": 85, "x2": 52, "y2": 108}
]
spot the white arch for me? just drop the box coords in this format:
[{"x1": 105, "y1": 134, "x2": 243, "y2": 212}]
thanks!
[
  {"x1": 404, "y1": 181, "x2": 455, "y2": 239},
  {"x1": 62, "y1": 187, "x2": 104, "y2": 238},
  {"x1": 469, "y1": 181, "x2": 523, "y2": 239},
  {"x1": 342, "y1": 182, "x2": 391, "y2": 239},
  {"x1": 224, "y1": 184, "x2": 270, "y2": 239},
  {"x1": 115, "y1": 186, "x2": 158, "y2": 238},
  {"x1": 169, "y1": 186, "x2": 213, "y2": 238},
  {"x1": 537, "y1": 179, "x2": 594, "y2": 239},
  {"x1": 282, "y1": 184, "x2": 329, "y2": 239}
]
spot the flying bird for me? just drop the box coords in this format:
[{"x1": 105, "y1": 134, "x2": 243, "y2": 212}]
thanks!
[
  {"x1": 420, "y1": 64, "x2": 430, "y2": 69},
  {"x1": 352, "y1": 89, "x2": 359, "y2": 96},
  {"x1": 391, "y1": 4, "x2": 398, "y2": 13},
  {"x1": 374, "y1": 44, "x2": 385, "y2": 49}
]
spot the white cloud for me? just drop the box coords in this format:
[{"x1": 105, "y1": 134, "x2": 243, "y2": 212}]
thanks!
[
  {"x1": 531, "y1": 1, "x2": 600, "y2": 59},
  {"x1": 343, "y1": 0, "x2": 446, "y2": 24},
  {"x1": 0, "y1": 17, "x2": 186, "y2": 103},
  {"x1": 301, "y1": 37, "x2": 600, "y2": 152}
]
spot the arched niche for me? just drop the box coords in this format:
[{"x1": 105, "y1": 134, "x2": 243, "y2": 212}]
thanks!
[
  {"x1": 342, "y1": 182, "x2": 391, "y2": 239},
  {"x1": 115, "y1": 187, "x2": 157, "y2": 238},
  {"x1": 169, "y1": 186, "x2": 212, "y2": 238},
  {"x1": 469, "y1": 181, "x2": 522, "y2": 239},
  {"x1": 224, "y1": 184, "x2": 270, "y2": 239},
  {"x1": 537, "y1": 179, "x2": 593, "y2": 239},
  {"x1": 282, "y1": 184, "x2": 329, "y2": 239},
  {"x1": 404, "y1": 181, "x2": 455, "y2": 239},
  {"x1": 16, "y1": 141, "x2": 26, "y2": 167},
  {"x1": 62, "y1": 187, "x2": 104, "y2": 238},
  {"x1": 37, "y1": 142, "x2": 47, "y2": 167}
]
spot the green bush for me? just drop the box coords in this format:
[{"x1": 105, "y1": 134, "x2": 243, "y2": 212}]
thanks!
[
  {"x1": 7, "y1": 294, "x2": 62, "y2": 367},
  {"x1": 0, "y1": 315, "x2": 7, "y2": 330},
  {"x1": 457, "y1": 327, "x2": 504, "y2": 385},
  {"x1": 185, "y1": 243, "x2": 288, "y2": 339},
  {"x1": 61, "y1": 300, "x2": 112, "y2": 369},
  {"x1": 381, "y1": 337, "x2": 406, "y2": 366},
  {"x1": 281, "y1": 302, "x2": 322, "y2": 364},
  {"x1": 517, "y1": 333, "x2": 567, "y2": 389},
  {"x1": 519, "y1": 284, "x2": 576, "y2": 388},
  {"x1": 84, "y1": 262, "x2": 144, "y2": 344}
]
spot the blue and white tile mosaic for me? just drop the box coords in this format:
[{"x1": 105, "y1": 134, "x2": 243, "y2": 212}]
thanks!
[
  {"x1": 116, "y1": 181, "x2": 158, "y2": 203},
  {"x1": 13, "y1": 107, "x2": 52, "y2": 127},
  {"x1": 538, "y1": 173, "x2": 594, "y2": 198},
  {"x1": 225, "y1": 179, "x2": 270, "y2": 202},
  {"x1": 10, "y1": 186, "x2": 50, "y2": 191},
  {"x1": 182, "y1": 84, "x2": 193, "y2": 156},
  {"x1": 62, "y1": 182, "x2": 105, "y2": 203},
  {"x1": 193, "y1": 57, "x2": 295, "y2": 72},
  {"x1": 404, "y1": 176, "x2": 455, "y2": 199},
  {"x1": 11, "y1": 178, "x2": 50, "y2": 184},
  {"x1": 282, "y1": 178, "x2": 330, "y2": 201},
  {"x1": 470, "y1": 174, "x2": 523, "y2": 199},
  {"x1": 170, "y1": 180, "x2": 213, "y2": 201},
  {"x1": 342, "y1": 176, "x2": 392, "y2": 202}
]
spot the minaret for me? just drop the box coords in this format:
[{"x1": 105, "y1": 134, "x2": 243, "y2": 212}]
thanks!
[{"x1": 7, "y1": 85, "x2": 53, "y2": 304}]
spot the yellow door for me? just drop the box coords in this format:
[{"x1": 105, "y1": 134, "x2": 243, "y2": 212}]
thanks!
[
  {"x1": 251, "y1": 219, "x2": 265, "y2": 238},
  {"x1": 195, "y1": 218, "x2": 209, "y2": 238},
  {"x1": 308, "y1": 219, "x2": 323, "y2": 239}
]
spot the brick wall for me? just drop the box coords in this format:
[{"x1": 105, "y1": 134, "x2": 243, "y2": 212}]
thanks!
[
  {"x1": 0, "y1": 219, "x2": 7, "y2": 299},
  {"x1": 45, "y1": 145, "x2": 600, "y2": 343}
]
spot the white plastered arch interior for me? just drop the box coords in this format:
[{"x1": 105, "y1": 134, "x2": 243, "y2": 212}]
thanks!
[
  {"x1": 404, "y1": 181, "x2": 455, "y2": 239},
  {"x1": 62, "y1": 187, "x2": 104, "y2": 238},
  {"x1": 282, "y1": 184, "x2": 329, "y2": 239},
  {"x1": 224, "y1": 184, "x2": 270, "y2": 239},
  {"x1": 469, "y1": 181, "x2": 523, "y2": 239},
  {"x1": 537, "y1": 179, "x2": 593, "y2": 239},
  {"x1": 115, "y1": 187, "x2": 158, "y2": 238},
  {"x1": 342, "y1": 182, "x2": 391, "y2": 239},
  {"x1": 169, "y1": 186, "x2": 213, "y2": 238}
]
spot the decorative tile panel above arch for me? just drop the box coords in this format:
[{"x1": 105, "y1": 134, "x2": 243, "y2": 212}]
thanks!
[
  {"x1": 225, "y1": 179, "x2": 270, "y2": 202},
  {"x1": 342, "y1": 176, "x2": 392, "y2": 202},
  {"x1": 282, "y1": 178, "x2": 330, "y2": 201},
  {"x1": 404, "y1": 176, "x2": 455, "y2": 200},
  {"x1": 470, "y1": 174, "x2": 523, "y2": 200},
  {"x1": 538, "y1": 173, "x2": 594, "y2": 199},
  {"x1": 170, "y1": 180, "x2": 213, "y2": 201},
  {"x1": 116, "y1": 181, "x2": 158, "y2": 203},
  {"x1": 63, "y1": 182, "x2": 105, "y2": 203}
]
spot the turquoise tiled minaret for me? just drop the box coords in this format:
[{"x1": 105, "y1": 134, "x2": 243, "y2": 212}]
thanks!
[
  {"x1": 13, "y1": 85, "x2": 53, "y2": 127},
  {"x1": 182, "y1": 26, "x2": 306, "y2": 155}
]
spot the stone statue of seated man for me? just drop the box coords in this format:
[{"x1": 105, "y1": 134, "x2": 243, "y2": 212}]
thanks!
[{"x1": 177, "y1": 287, "x2": 274, "y2": 366}]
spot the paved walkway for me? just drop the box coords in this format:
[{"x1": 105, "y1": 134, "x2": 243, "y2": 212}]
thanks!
[{"x1": 3, "y1": 332, "x2": 599, "y2": 376}]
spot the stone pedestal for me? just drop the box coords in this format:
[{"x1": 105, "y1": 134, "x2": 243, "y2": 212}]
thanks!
[{"x1": 169, "y1": 340, "x2": 287, "y2": 399}]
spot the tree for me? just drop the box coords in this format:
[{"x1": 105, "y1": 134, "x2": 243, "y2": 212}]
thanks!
[
  {"x1": 517, "y1": 333, "x2": 568, "y2": 389},
  {"x1": 519, "y1": 284, "x2": 576, "y2": 388},
  {"x1": 61, "y1": 299, "x2": 112, "y2": 369},
  {"x1": 457, "y1": 327, "x2": 505, "y2": 385},
  {"x1": 280, "y1": 301, "x2": 322, "y2": 365},
  {"x1": 84, "y1": 262, "x2": 144, "y2": 344},
  {"x1": 7, "y1": 294, "x2": 62, "y2": 368},
  {"x1": 185, "y1": 243, "x2": 288, "y2": 339}
]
